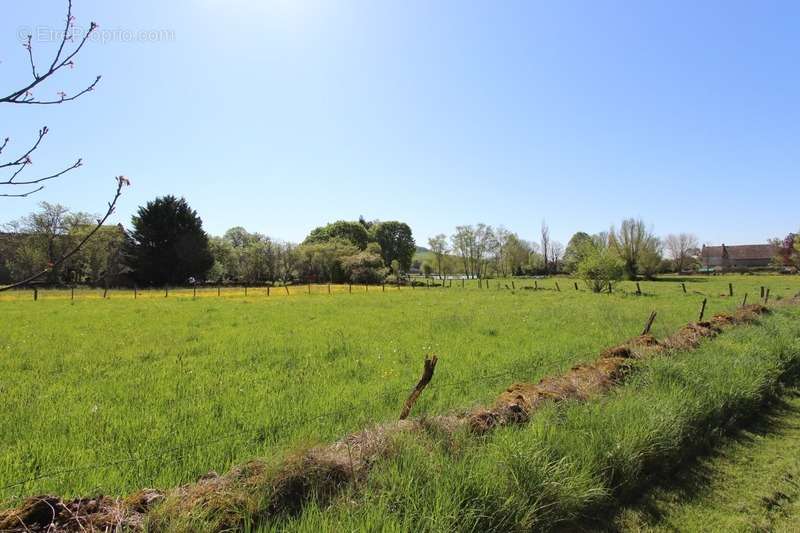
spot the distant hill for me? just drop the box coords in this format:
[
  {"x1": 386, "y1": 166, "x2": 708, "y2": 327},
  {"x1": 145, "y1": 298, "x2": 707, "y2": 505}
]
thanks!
[
  {"x1": 413, "y1": 250, "x2": 433, "y2": 265},
  {"x1": 412, "y1": 245, "x2": 461, "y2": 268}
]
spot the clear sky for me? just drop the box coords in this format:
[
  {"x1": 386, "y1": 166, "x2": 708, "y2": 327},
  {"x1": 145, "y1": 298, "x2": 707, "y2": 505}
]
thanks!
[{"x1": 1, "y1": 0, "x2": 798, "y2": 247}]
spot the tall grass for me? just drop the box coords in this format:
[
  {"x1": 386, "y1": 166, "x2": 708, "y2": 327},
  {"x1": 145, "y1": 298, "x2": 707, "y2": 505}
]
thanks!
[
  {"x1": 264, "y1": 306, "x2": 800, "y2": 532},
  {"x1": 0, "y1": 275, "x2": 797, "y2": 506}
]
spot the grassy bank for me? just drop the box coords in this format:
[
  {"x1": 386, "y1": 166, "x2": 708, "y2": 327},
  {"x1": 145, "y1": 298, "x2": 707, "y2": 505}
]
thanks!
[
  {"x1": 611, "y1": 389, "x2": 800, "y2": 532},
  {"x1": 240, "y1": 305, "x2": 800, "y2": 532}
]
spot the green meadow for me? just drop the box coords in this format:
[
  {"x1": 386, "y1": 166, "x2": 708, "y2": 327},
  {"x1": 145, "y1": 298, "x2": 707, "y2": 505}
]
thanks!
[
  {"x1": 1, "y1": 275, "x2": 799, "y2": 522},
  {"x1": 612, "y1": 389, "x2": 800, "y2": 532},
  {"x1": 263, "y1": 299, "x2": 800, "y2": 532}
]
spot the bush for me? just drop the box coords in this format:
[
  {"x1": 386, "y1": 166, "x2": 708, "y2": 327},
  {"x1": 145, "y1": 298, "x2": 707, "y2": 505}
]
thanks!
[
  {"x1": 341, "y1": 249, "x2": 387, "y2": 284},
  {"x1": 577, "y1": 247, "x2": 624, "y2": 293}
]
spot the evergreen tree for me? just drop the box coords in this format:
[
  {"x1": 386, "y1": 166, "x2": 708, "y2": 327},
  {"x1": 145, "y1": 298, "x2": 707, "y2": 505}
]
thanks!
[{"x1": 125, "y1": 196, "x2": 213, "y2": 285}]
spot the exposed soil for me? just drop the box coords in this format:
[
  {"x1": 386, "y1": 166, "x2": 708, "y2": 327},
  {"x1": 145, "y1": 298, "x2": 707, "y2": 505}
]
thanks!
[{"x1": 0, "y1": 490, "x2": 162, "y2": 532}]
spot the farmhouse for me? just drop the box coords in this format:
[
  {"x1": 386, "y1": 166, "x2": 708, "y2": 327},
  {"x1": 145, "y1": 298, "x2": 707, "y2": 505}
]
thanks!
[{"x1": 700, "y1": 243, "x2": 776, "y2": 270}]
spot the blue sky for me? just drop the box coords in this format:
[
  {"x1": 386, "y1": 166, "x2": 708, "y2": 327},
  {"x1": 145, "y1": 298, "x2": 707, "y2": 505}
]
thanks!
[{"x1": 1, "y1": 0, "x2": 798, "y2": 247}]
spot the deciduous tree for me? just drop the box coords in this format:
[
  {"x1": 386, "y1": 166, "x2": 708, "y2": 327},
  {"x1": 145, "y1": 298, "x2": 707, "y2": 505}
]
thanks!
[
  {"x1": 540, "y1": 220, "x2": 551, "y2": 274},
  {"x1": 371, "y1": 221, "x2": 415, "y2": 272},
  {"x1": 428, "y1": 234, "x2": 448, "y2": 280},
  {"x1": 305, "y1": 220, "x2": 370, "y2": 250},
  {"x1": 609, "y1": 218, "x2": 658, "y2": 279},
  {"x1": 563, "y1": 232, "x2": 594, "y2": 273},
  {"x1": 665, "y1": 233, "x2": 699, "y2": 272}
]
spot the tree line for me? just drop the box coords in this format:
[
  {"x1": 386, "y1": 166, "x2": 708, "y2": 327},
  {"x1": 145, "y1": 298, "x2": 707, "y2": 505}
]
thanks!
[
  {"x1": 422, "y1": 220, "x2": 704, "y2": 291},
  {"x1": 3, "y1": 195, "x2": 796, "y2": 290},
  {"x1": 0, "y1": 196, "x2": 416, "y2": 287}
]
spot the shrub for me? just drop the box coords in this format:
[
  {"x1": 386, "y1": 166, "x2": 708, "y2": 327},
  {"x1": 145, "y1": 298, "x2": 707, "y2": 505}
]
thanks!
[
  {"x1": 577, "y1": 246, "x2": 624, "y2": 293},
  {"x1": 341, "y1": 248, "x2": 387, "y2": 284}
]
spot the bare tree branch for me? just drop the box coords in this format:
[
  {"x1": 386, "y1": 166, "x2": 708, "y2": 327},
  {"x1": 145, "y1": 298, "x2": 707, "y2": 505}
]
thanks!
[
  {"x1": 0, "y1": 127, "x2": 49, "y2": 170},
  {"x1": 0, "y1": 186, "x2": 44, "y2": 198},
  {"x1": 0, "y1": 176, "x2": 129, "y2": 291},
  {"x1": 1, "y1": 1, "x2": 99, "y2": 198},
  {"x1": 24, "y1": 35, "x2": 38, "y2": 80},
  {"x1": 0, "y1": 1, "x2": 100, "y2": 105},
  {"x1": 0, "y1": 127, "x2": 83, "y2": 191},
  {"x1": 1, "y1": 3, "x2": 129, "y2": 287},
  {"x1": 2, "y1": 159, "x2": 83, "y2": 186},
  {"x1": 10, "y1": 76, "x2": 101, "y2": 106}
]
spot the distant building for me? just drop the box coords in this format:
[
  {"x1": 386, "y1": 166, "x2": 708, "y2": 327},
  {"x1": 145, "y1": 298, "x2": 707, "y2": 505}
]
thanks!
[{"x1": 700, "y1": 243, "x2": 776, "y2": 270}]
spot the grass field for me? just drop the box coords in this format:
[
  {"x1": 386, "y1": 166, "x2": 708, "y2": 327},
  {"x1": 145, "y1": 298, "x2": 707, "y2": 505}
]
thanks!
[
  {"x1": 1, "y1": 275, "x2": 799, "y2": 521},
  {"x1": 261, "y1": 303, "x2": 800, "y2": 532},
  {"x1": 611, "y1": 389, "x2": 800, "y2": 532}
]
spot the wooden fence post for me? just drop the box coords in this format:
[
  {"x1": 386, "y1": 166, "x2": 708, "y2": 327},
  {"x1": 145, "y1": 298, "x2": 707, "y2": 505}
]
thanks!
[
  {"x1": 512, "y1": 281, "x2": 515, "y2": 290},
  {"x1": 134, "y1": 286, "x2": 138, "y2": 299},
  {"x1": 308, "y1": 284, "x2": 311, "y2": 295},
  {"x1": 33, "y1": 287, "x2": 38, "y2": 301},
  {"x1": 574, "y1": 282, "x2": 579, "y2": 291},
  {"x1": 641, "y1": 311, "x2": 657, "y2": 336},
  {"x1": 741, "y1": 293, "x2": 748, "y2": 307},
  {"x1": 765, "y1": 288, "x2": 771, "y2": 304},
  {"x1": 399, "y1": 356, "x2": 438, "y2": 420},
  {"x1": 285, "y1": 284, "x2": 290, "y2": 296},
  {"x1": 636, "y1": 282, "x2": 642, "y2": 295},
  {"x1": 267, "y1": 286, "x2": 270, "y2": 297},
  {"x1": 534, "y1": 280, "x2": 538, "y2": 290},
  {"x1": 165, "y1": 285, "x2": 168, "y2": 298},
  {"x1": 328, "y1": 284, "x2": 331, "y2": 295},
  {"x1": 760, "y1": 286, "x2": 765, "y2": 299},
  {"x1": 71, "y1": 286, "x2": 75, "y2": 301},
  {"x1": 555, "y1": 281, "x2": 561, "y2": 292},
  {"x1": 218, "y1": 285, "x2": 221, "y2": 297},
  {"x1": 728, "y1": 283, "x2": 733, "y2": 297},
  {"x1": 698, "y1": 298, "x2": 707, "y2": 322},
  {"x1": 682, "y1": 282, "x2": 687, "y2": 294}
]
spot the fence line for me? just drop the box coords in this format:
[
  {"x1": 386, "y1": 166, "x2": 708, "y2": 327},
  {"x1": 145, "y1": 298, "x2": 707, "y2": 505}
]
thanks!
[{"x1": 1, "y1": 279, "x2": 780, "y2": 303}]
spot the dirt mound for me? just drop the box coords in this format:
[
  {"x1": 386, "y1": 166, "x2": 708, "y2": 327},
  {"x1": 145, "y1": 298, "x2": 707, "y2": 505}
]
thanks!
[
  {"x1": 735, "y1": 304, "x2": 770, "y2": 321},
  {"x1": 0, "y1": 490, "x2": 162, "y2": 532},
  {"x1": 601, "y1": 335, "x2": 661, "y2": 359},
  {"x1": 152, "y1": 420, "x2": 425, "y2": 530},
  {"x1": 664, "y1": 322, "x2": 719, "y2": 350},
  {"x1": 663, "y1": 305, "x2": 768, "y2": 351},
  {"x1": 468, "y1": 356, "x2": 634, "y2": 433}
]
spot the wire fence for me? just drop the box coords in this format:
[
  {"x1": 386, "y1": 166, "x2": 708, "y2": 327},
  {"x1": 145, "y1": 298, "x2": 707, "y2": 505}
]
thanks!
[
  {"x1": 1, "y1": 277, "x2": 791, "y2": 302},
  {"x1": 0, "y1": 362, "x2": 546, "y2": 497}
]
